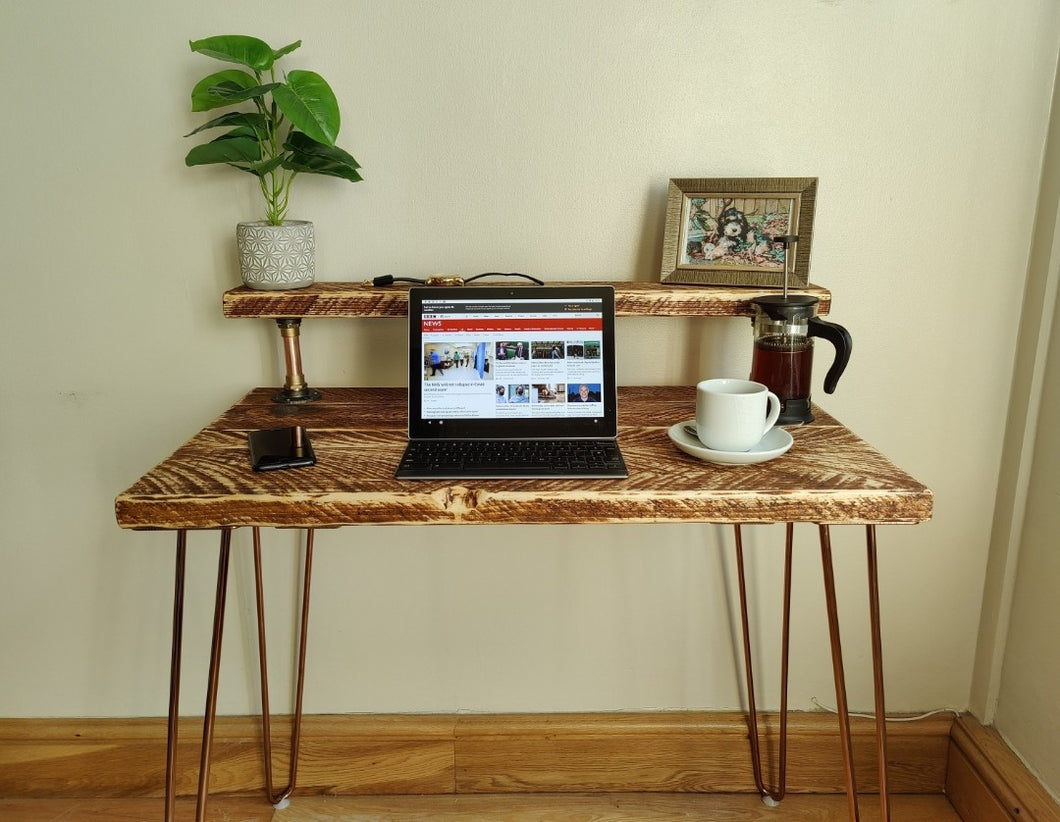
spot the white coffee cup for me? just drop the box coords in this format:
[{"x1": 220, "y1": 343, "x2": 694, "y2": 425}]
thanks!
[{"x1": 695, "y1": 378, "x2": 781, "y2": 452}]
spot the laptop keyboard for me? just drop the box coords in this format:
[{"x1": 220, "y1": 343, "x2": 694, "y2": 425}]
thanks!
[{"x1": 396, "y1": 439, "x2": 628, "y2": 479}]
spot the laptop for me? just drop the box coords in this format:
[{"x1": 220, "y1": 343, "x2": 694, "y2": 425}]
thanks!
[{"x1": 396, "y1": 284, "x2": 628, "y2": 479}]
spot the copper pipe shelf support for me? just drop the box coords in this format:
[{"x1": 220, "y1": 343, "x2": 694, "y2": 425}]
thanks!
[
  {"x1": 273, "y1": 318, "x2": 321, "y2": 404},
  {"x1": 734, "y1": 523, "x2": 891, "y2": 822}
]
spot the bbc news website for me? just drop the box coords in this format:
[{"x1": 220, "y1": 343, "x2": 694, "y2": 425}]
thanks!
[{"x1": 420, "y1": 297, "x2": 606, "y2": 419}]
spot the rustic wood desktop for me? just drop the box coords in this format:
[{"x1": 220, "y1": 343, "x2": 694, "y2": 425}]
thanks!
[{"x1": 114, "y1": 283, "x2": 932, "y2": 822}]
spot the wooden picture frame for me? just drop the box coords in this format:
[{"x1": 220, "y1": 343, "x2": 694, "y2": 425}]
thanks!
[{"x1": 660, "y1": 177, "x2": 817, "y2": 288}]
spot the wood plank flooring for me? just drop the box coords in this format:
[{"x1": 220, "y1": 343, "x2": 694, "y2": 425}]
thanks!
[{"x1": 0, "y1": 792, "x2": 962, "y2": 821}]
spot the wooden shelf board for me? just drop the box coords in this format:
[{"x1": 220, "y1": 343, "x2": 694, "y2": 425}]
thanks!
[{"x1": 222, "y1": 281, "x2": 832, "y2": 319}]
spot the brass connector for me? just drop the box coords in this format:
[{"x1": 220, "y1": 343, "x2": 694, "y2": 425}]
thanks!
[
  {"x1": 362, "y1": 274, "x2": 466, "y2": 287},
  {"x1": 425, "y1": 275, "x2": 465, "y2": 286}
]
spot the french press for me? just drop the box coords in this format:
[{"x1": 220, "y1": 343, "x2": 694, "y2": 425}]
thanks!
[{"x1": 749, "y1": 236, "x2": 852, "y2": 424}]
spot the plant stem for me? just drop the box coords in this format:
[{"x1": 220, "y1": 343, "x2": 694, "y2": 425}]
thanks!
[{"x1": 259, "y1": 65, "x2": 289, "y2": 225}]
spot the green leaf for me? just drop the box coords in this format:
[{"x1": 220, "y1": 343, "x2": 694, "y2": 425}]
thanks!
[
  {"x1": 190, "y1": 69, "x2": 258, "y2": 111},
  {"x1": 184, "y1": 111, "x2": 267, "y2": 138},
  {"x1": 272, "y1": 70, "x2": 340, "y2": 146},
  {"x1": 283, "y1": 132, "x2": 362, "y2": 181},
  {"x1": 284, "y1": 131, "x2": 361, "y2": 167},
  {"x1": 185, "y1": 135, "x2": 262, "y2": 167},
  {"x1": 222, "y1": 125, "x2": 263, "y2": 140},
  {"x1": 189, "y1": 35, "x2": 277, "y2": 72},
  {"x1": 272, "y1": 40, "x2": 302, "y2": 61},
  {"x1": 250, "y1": 155, "x2": 286, "y2": 176},
  {"x1": 209, "y1": 81, "x2": 280, "y2": 106}
]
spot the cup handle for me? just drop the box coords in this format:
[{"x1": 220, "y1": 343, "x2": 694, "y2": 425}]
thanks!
[{"x1": 763, "y1": 392, "x2": 781, "y2": 434}]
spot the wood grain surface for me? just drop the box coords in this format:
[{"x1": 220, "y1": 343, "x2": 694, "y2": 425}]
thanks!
[
  {"x1": 0, "y1": 794, "x2": 963, "y2": 821},
  {"x1": 114, "y1": 386, "x2": 931, "y2": 530},
  {"x1": 221, "y1": 281, "x2": 833, "y2": 319},
  {"x1": 946, "y1": 714, "x2": 1060, "y2": 821},
  {"x1": 0, "y1": 712, "x2": 951, "y2": 799}
]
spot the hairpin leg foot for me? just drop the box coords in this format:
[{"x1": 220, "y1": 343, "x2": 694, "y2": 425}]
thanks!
[
  {"x1": 733, "y1": 523, "x2": 792, "y2": 805},
  {"x1": 253, "y1": 527, "x2": 315, "y2": 808}
]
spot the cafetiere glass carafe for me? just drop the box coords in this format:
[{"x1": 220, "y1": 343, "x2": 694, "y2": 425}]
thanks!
[{"x1": 749, "y1": 294, "x2": 852, "y2": 424}]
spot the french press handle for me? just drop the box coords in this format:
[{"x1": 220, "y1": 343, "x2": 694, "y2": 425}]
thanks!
[{"x1": 807, "y1": 316, "x2": 852, "y2": 394}]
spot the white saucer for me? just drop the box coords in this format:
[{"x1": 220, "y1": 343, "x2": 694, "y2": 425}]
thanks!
[{"x1": 667, "y1": 420, "x2": 794, "y2": 465}]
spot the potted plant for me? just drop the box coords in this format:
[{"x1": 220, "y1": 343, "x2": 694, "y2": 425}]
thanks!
[{"x1": 184, "y1": 35, "x2": 363, "y2": 290}]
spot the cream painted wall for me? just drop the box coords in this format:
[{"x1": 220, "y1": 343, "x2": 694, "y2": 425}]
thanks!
[
  {"x1": 994, "y1": 263, "x2": 1060, "y2": 798},
  {"x1": 970, "y1": 43, "x2": 1060, "y2": 800},
  {"x1": 0, "y1": 0, "x2": 1057, "y2": 771},
  {"x1": 982, "y1": 44, "x2": 1060, "y2": 793}
]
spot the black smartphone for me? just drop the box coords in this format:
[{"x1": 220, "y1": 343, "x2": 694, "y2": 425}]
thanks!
[{"x1": 247, "y1": 425, "x2": 316, "y2": 471}]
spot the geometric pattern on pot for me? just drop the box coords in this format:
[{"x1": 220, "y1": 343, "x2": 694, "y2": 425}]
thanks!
[{"x1": 236, "y1": 220, "x2": 316, "y2": 290}]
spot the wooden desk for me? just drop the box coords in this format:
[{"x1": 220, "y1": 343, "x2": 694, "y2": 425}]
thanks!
[{"x1": 115, "y1": 385, "x2": 931, "y2": 822}]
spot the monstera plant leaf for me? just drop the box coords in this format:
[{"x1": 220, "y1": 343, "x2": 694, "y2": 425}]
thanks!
[
  {"x1": 189, "y1": 35, "x2": 300, "y2": 72},
  {"x1": 184, "y1": 111, "x2": 267, "y2": 138},
  {"x1": 184, "y1": 134, "x2": 262, "y2": 167},
  {"x1": 272, "y1": 71, "x2": 340, "y2": 146},
  {"x1": 190, "y1": 70, "x2": 262, "y2": 112},
  {"x1": 283, "y1": 132, "x2": 362, "y2": 181}
]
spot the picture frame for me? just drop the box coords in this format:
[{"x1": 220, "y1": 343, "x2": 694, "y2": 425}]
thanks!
[{"x1": 659, "y1": 177, "x2": 817, "y2": 288}]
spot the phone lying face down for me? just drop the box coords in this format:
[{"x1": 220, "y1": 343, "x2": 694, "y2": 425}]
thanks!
[{"x1": 247, "y1": 425, "x2": 316, "y2": 471}]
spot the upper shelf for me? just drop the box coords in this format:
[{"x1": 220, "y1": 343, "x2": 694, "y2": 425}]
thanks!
[{"x1": 222, "y1": 281, "x2": 832, "y2": 319}]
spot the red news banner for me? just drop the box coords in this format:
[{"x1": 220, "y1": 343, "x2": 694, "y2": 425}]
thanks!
[{"x1": 422, "y1": 318, "x2": 602, "y2": 332}]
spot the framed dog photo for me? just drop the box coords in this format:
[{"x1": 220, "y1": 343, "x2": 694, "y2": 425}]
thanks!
[{"x1": 660, "y1": 177, "x2": 817, "y2": 288}]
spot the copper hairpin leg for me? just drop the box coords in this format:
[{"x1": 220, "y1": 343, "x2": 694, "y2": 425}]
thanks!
[
  {"x1": 196, "y1": 528, "x2": 233, "y2": 821},
  {"x1": 820, "y1": 524, "x2": 891, "y2": 822},
  {"x1": 866, "y1": 524, "x2": 890, "y2": 821},
  {"x1": 819, "y1": 524, "x2": 861, "y2": 821},
  {"x1": 735, "y1": 524, "x2": 890, "y2": 822},
  {"x1": 734, "y1": 522, "x2": 792, "y2": 805},
  {"x1": 163, "y1": 528, "x2": 233, "y2": 822},
  {"x1": 163, "y1": 527, "x2": 314, "y2": 820},
  {"x1": 252, "y1": 526, "x2": 315, "y2": 808},
  {"x1": 165, "y1": 531, "x2": 187, "y2": 822}
]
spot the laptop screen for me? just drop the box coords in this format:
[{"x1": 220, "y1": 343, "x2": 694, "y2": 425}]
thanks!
[{"x1": 406, "y1": 285, "x2": 618, "y2": 440}]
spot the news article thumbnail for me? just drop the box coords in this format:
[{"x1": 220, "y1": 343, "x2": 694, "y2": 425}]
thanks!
[
  {"x1": 532, "y1": 341, "x2": 565, "y2": 360},
  {"x1": 495, "y1": 341, "x2": 528, "y2": 361},
  {"x1": 567, "y1": 383, "x2": 601, "y2": 402},
  {"x1": 566, "y1": 340, "x2": 600, "y2": 359},
  {"x1": 424, "y1": 341, "x2": 491, "y2": 381}
]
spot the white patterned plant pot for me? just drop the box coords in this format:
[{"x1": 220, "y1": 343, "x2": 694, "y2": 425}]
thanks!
[{"x1": 236, "y1": 220, "x2": 315, "y2": 290}]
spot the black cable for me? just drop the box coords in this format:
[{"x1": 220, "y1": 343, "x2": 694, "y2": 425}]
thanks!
[
  {"x1": 365, "y1": 272, "x2": 543, "y2": 287},
  {"x1": 365, "y1": 275, "x2": 421, "y2": 286},
  {"x1": 464, "y1": 272, "x2": 544, "y2": 285}
]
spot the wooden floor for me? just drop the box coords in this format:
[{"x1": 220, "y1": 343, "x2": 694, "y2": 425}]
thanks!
[{"x1": 0, "y1": 792, "x2": 962, "y2": 821}]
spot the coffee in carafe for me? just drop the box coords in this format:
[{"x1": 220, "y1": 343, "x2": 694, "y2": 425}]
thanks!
[
  {"x1": 752, "y1": 334, "x2": 813, "y2": 407},
  {"x1": 749, "y1": 294, "x2": 851, "y2": 425}
]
